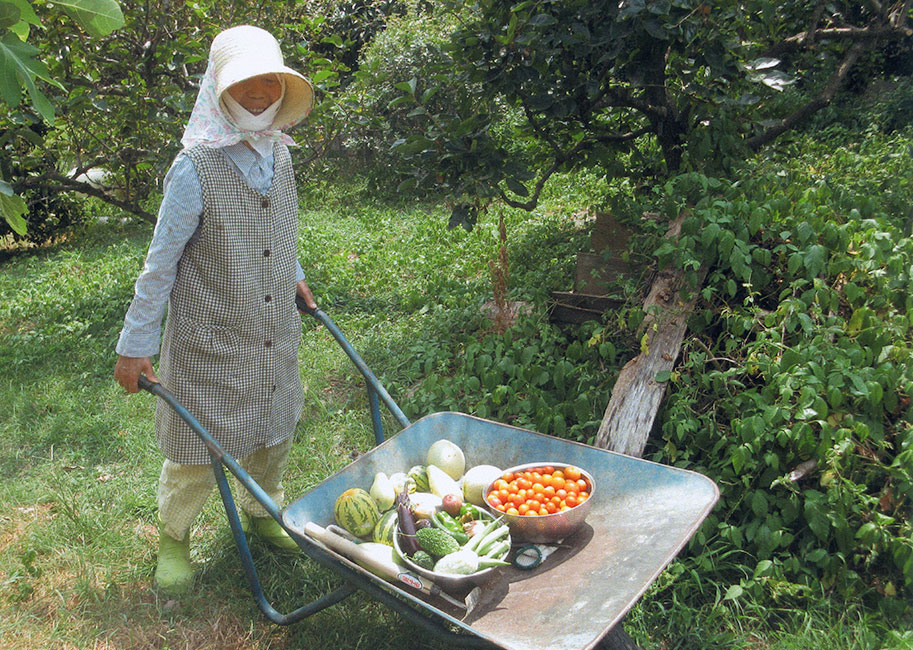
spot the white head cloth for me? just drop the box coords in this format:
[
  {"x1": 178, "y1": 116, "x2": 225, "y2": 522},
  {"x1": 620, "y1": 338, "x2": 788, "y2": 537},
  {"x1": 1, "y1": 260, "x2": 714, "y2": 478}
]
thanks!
[{"x1": 180, "y1": 25, "x2": 314, "y2": 153}]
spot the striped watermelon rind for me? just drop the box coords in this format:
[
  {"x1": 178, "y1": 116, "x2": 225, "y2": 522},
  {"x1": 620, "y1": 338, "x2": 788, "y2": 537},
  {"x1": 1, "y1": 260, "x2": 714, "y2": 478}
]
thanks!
[
  {"x1": 372, "y1": 509, "x2": 398, "y2": 546},
  {"x1": 334, "y1": 488, "x2": 380, "y2": 537}
]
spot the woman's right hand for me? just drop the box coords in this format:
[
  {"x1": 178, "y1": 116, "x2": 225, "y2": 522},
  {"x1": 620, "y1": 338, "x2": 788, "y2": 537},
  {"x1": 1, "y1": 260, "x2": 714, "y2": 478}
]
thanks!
[{"x1": 114, "y1": 355, "x2": 159, "y2": 393}]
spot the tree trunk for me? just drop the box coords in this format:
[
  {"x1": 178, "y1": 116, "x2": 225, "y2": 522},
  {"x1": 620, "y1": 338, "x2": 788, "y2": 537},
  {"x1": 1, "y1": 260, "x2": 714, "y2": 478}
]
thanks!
[{"x1": 594, "y1": 210, "x2": 700, "y2": 649}]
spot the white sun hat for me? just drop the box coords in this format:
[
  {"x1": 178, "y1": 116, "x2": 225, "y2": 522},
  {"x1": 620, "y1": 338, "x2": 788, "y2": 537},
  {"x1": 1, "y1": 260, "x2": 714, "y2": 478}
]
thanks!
[
  {"x1": 210, "y1": 25, "x2": 314, "y2": 129},
  {"x1": 181, "y1": 25, "x2": 314, "y2": 152}
]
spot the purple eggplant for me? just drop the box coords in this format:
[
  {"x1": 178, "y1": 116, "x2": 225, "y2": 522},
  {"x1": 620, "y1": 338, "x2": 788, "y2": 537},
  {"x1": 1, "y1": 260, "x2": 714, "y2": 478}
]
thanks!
[{"x1": 395, "y1": 491, "x2": 421, "y2": 555}]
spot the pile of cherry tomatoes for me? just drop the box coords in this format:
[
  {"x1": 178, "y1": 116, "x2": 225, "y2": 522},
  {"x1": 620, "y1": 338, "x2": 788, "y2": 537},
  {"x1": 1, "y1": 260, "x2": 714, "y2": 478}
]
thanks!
[{"x1": 485, "y1": 465, "x2": 590, "y2": 517}]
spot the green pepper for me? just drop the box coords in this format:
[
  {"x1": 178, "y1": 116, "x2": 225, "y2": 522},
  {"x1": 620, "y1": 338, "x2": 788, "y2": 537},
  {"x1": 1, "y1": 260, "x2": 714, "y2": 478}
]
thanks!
[
  {"x1": 432, "y1": 511, "x2": 470, "y2": 544},
  {"x1": 459, "y1": 504, "x2": 484, "y2": 523}
]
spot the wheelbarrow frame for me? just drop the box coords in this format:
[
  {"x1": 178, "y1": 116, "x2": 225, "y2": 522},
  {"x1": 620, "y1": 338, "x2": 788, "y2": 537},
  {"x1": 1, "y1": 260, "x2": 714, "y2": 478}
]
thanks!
[{"x1": 139, "y1": 303, "x2": 495, "y2": 647}]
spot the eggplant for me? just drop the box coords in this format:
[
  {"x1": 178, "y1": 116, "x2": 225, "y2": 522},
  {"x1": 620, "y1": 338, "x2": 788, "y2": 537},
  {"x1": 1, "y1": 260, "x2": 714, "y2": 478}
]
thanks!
[{"x1": 395, "y1": 491, "x2": 421, "y2": 556}]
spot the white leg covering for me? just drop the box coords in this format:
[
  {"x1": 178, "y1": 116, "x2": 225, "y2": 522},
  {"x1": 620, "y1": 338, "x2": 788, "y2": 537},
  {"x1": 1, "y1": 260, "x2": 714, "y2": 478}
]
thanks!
[
  {"x1": 235, "y1": 438, "x2": 293, "y2": 518},
  {"x1": 157, "y1": 438, "x2": 294, "y2": 537},
  {"x1": 157, "y1": 460, "x2": 214, "y2": 541}
]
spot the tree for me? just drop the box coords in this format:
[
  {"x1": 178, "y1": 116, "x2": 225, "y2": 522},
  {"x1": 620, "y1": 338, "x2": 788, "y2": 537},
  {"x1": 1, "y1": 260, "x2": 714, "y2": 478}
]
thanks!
[
  {"x1": 384, "y1": 0, "x2": 912, "y2": 478},
  {"x1": 1, "y1": 0, "x2": 406, "y2": 242},
  {"x1": 390, "y1": 0, "x2": 912, "y2": 225},
  {"x1": 0, "y1": 0, "x2": 124, "y2": 236}
]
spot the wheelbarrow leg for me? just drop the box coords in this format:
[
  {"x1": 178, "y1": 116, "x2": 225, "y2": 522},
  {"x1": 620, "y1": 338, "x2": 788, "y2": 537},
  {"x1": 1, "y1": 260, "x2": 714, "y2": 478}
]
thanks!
[{"x1": 212, "y1": 458, "x2": 357, "y2": 625}]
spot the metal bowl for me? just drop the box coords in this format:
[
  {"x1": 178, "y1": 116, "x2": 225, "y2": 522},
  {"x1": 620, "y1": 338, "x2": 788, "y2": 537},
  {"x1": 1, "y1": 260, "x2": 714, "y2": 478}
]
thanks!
[
  {"x1": 392, "y1": 508, "x2": 510, "y2": 589},
  {"x1": 482, "y1": 462, "x2": 595, "y2": 543}
]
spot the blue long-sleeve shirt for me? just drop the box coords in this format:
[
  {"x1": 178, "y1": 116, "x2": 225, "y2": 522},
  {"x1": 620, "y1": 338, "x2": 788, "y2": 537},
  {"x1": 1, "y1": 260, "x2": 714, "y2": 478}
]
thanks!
[{"x1": 116, "y1": 142, "x2": 305, "y2": 357}]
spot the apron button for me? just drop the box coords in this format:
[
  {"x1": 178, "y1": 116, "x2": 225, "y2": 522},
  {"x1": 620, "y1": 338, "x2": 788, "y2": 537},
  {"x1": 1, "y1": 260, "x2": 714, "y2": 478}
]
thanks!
[
  {"x1": 264, "y1": 295, "x2": 272, "y2": 303},
  {"x1": 264, "y1": 340, "x2": 272, "y2": 348},
  {"x1": 261, "y1": 199, "x2": 270, "y2": 209},
  {"x1": 263, "y1": 249, "x2": 271, "y2": 257}
]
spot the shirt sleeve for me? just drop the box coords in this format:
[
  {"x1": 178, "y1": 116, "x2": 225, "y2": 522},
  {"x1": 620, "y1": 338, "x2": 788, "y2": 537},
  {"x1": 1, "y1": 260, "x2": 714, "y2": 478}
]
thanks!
[{"x1": 115, "y1": 154, "x2": 204, "y2": 357}]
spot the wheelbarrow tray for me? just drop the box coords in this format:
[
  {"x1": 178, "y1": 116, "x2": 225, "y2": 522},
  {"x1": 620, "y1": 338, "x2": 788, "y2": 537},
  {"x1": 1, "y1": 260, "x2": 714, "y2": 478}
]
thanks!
[{"x1": 284, "y1": 411, "x2": 719, "y2": 650}]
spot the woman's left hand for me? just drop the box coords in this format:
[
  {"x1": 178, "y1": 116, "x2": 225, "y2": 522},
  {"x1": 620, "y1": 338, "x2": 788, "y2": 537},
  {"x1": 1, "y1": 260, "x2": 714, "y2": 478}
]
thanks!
[{"x1": 296, "y1": 280, "x2": 317, "y2": 311}]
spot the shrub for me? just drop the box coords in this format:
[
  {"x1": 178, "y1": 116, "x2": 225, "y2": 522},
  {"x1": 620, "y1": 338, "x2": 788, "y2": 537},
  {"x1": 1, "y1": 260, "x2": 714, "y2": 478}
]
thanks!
[
  {"x1": 334, "y1": 6, "x2": 465, "y2": 182},
  {"x1": 652, "y1": 136, "x2": 913, "y2": 607}
]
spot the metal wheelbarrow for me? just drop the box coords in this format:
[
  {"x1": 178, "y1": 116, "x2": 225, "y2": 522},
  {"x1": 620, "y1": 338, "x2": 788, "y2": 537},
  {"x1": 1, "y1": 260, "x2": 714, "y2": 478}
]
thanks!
[{"x1": 139, "y1": 300, "x2": 719, "y2": 650}]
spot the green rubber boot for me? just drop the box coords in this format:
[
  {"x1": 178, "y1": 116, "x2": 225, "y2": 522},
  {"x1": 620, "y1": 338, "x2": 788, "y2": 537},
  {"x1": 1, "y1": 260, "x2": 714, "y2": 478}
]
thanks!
[
  {"x1": 240, "y1": 512, "x2": 300, "y2": 553},
  {"x1": 154, "y1": 529, "x2": 193, "y2": 596}
]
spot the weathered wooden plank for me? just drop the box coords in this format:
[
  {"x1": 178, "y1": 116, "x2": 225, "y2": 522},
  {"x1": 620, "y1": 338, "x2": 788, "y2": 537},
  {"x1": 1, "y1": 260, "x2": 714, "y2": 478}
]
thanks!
[
  {"x1": 594, "y1": 211, "x2": 695, "y2": 456},
  {"x1": 549, "y1": 291, "x2": 624, "y2": 324}
]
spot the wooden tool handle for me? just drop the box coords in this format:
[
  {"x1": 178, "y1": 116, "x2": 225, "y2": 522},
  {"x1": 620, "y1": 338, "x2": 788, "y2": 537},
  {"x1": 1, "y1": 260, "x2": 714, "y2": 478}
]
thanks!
[{"x1": 304, "y1": 522, "x2": 436, "y2": 596}]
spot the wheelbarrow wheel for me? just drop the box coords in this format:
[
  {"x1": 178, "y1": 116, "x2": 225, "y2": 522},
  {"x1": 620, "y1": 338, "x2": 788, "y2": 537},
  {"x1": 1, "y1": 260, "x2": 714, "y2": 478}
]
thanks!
[{"x1": 597, "y1": 621, "x2": 641, "y2": 650}]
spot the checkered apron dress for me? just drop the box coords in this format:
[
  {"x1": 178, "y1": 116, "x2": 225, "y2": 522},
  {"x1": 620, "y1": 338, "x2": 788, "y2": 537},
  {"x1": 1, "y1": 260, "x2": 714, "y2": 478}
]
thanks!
[{"x1": 155, "y1": 143, "x2": 304, "y2": 464}]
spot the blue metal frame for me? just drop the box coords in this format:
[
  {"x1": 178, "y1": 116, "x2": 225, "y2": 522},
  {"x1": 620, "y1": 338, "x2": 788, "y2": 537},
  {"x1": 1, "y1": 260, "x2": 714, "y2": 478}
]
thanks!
[
  {"x1": 138, "y1": 305, "x2": 494, "y2": 647},
  {"x1": 299, "y1": 302, "x2": 410, "y2": 444}
]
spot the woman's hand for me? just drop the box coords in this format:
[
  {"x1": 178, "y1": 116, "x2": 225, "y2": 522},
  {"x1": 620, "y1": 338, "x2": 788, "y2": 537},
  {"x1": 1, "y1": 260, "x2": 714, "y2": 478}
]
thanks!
[
  {"x1": 296, "y1": 280, "x2": 317, "y2": 311},
  {"x1": 114, "y1": 355, "x2": 159, "y2": 393}
]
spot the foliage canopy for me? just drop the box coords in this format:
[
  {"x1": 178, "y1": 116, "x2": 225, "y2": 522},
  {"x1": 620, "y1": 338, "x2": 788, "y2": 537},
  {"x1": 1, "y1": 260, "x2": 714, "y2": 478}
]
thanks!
[{"x1": 388, "y1": 0, "x2": 912, "y2": 227}]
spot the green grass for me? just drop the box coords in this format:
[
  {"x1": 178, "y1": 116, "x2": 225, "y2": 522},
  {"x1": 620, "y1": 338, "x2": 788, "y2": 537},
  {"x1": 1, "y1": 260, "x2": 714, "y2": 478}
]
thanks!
[
  {"x1": 1, "y1": 169, "x2": 910, "y2": 649},
  {"x1": 0, "y1": 187, "x2": 589, "y2": 650}
]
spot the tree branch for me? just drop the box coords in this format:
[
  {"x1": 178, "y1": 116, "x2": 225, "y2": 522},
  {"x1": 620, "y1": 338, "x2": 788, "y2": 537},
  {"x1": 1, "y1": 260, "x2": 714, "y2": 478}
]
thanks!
[
  {"x1": 497, "y1": 123, "x2": 649, "y2": 211},
  {"x1": 765, "y1": 23, "x2": 912, "y2": 57},
  {"x1": 747, "y1": 40, "x2": 866, "y2": 150},
  {"x1": 13, "y1": 173, "x2": 156, "y2": 224}
]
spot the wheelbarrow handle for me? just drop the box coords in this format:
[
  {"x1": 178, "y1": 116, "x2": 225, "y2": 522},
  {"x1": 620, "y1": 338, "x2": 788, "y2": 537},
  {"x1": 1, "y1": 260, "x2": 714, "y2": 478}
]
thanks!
[
  {"x1": 137, "y1": 374, "x2": 158, "y2": 393},
  {"x1": 295, "y1": 296, "x2": 411, "y2": 431}
]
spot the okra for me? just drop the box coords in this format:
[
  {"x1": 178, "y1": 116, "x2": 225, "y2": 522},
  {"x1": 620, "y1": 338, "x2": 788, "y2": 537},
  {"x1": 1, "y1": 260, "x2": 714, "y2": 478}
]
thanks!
[
  {"x1": 464, "y1": 515, "x2": 505, "y2": 553},
  {"x1": 476, "y1": 523, "x2": 510, "y2": 557}
]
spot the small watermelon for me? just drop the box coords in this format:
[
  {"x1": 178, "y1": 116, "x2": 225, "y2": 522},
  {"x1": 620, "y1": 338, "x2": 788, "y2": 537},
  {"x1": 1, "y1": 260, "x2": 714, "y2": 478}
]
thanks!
[
  {"x1": 372, "y1": 509, "x2": 398, "y2": 546},
  {"x1": 334, "y1": 488, "x2": 380, "y2": 537}
]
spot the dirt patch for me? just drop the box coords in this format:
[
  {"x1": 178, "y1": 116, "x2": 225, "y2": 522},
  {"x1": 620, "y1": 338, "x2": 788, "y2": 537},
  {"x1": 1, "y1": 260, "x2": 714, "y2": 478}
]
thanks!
[
  {"x1": 97, "y1": 598, "x2": 277, "y2": 650},
  {"x1": 0, "y1": 502, "x2": 56, "y2": 555}
]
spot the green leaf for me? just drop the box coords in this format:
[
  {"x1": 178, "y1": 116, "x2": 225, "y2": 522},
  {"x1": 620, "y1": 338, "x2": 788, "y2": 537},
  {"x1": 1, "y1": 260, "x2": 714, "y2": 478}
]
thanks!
[
  {"x1": 780, "y1": 348, "x2": 801, "y2": 372},
  {"x1": 0, "y1": 2, "x2": 21, "y2": 30},
  {"x1": 787, "y1": 252, "x2": 802, "y2": 275},
  {"x1": 321, "y1": 34, "x2": 343, "y2": 48},
  {"x1": 724, "y1": 584, "x2": 743, "y2": 600},
  {"x1": 54, "y1": 0, "x2": 124, "y2": 38},
  {"x1": 0, "y1": 32, "x2": 60, "y2": 120},
  {"x1": 803, "y1": 244, "x2": 827, "y2": 277},
  {"x1": 505, "y1": 177, "x2": 528, "y2": 197},
  {"x1": 527, "y1": 13, "x2": 558, "y2": 27},
  {"x1": 311, "y1": 69, "x2": 335, "y2": 84},
  {"x1": 393, "y1": 77, "x2": 417, "y2": 96},
  {"x1": 753, "y1": 560, "x2": 773, "y2": 577},
  {"x1": 5, "y1": 0, "x2": 39, "y2": 25},
  {"x1": 0, "y1": 188, "x2": 28, "y2": 235}
]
